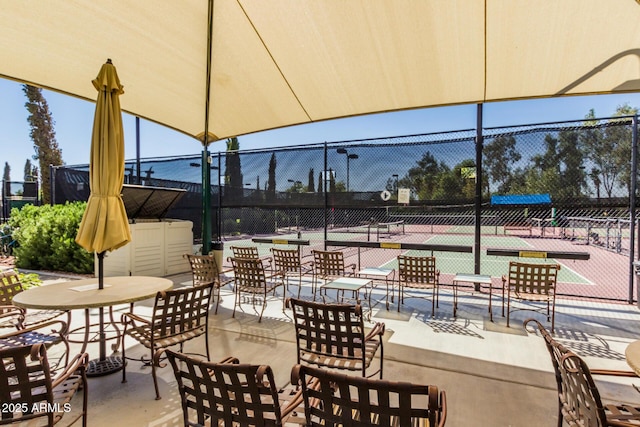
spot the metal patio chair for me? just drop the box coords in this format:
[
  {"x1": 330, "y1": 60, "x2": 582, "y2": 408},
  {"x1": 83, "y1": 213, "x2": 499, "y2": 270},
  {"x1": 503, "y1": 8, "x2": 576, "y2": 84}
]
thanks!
[
  {"x1": 311, "y1": 249, "x2": 356, "y2": 300},
  {"x1": 0, "y1": 314, "x2": 70, "y2": 372},
  {"x1": 184, "y1": 253, "x2": 233, "y2": 314},
  {"x1": 0, "y1": 343, "x2": 88, "y2": 426},
  {"x1": 229, "y1": 256, "x2": 284, "y2": 322},
  {"x1": 0, "y1": 269, "x2": 70, "y2": 332},
  {"x1": 287, "y1": 297, "x2": 385, "y2": 379},
  {"x1": 525, "y1": 318, "x2": 640, "y2": 427},
  {"x1": 166, "y1": 350, "x2": 307, "y2": 427},
  {"x1": 291, "y1": 363, "x2": 447, "y2": 427},
  {"x1": 121, "y1": 282, "x2": 214, "y2": 400},
  {"x1": 397, "y1": 254, "x2": 440, "y2": 316},
  {"x1": 270, "y1": 247, "x2": 313, "y2": 299},
  {"x1": 503, "y1": 261, "x2": 560, "y2": 332},
  {"x1": 231, "y1": 245, "x2": 273, "y2": 270}
]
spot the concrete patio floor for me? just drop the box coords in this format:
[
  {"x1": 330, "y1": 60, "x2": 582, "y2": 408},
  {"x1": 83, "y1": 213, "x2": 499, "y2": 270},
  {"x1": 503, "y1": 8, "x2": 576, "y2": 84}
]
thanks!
[{"x1": 34, "y1": 270, "x2": 640, "y2": 427}]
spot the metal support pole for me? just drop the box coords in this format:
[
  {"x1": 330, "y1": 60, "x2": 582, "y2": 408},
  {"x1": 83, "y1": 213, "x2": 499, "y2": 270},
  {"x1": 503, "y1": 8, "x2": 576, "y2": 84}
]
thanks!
[
  {"x1": 201, "y1": 0, "x2": 215, "y2": 255},
  {"x1": 629, "y1": 115, "x2": 638, "y2": 305},
  {"x1": 474, "y1": 104, "x2": 483, "y2": 287},
  {"x1": 202, "y1": 148, "x2": 212, "y2": 255},
  {"x1": 135, "y1": 117, "x2": 141, "y2": 184},
  {"x1": 324, "y1": 142, "x2": 328, "y2": 249},
  {"x1": 217, "y1": 154, "x2": 222, "y2": 240}
]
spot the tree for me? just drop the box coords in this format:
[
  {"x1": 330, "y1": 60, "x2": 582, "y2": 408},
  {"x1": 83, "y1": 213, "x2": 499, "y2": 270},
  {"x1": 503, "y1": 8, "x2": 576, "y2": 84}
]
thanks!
[
  {"x1": 224, "y1": 137, "x2": 242, "y2": 200},
  {"x1": 401, "y1": 151, "x2": 449, "y2": 200},
  {"x1": 266, "y1": 153, "x2": 276, "y2": 201},
  {"x1": 317, "y1": 171, "x2": 323, "y2": 194},
  {"x1": 483, "y1": 135, "x2": 521, "y2": 194},
  {"x1": 329, "y1": 168, "x2": 336, "y2": 193},
  {"x1": 23, "y1": 159, "x2": 37, "y2": 181},
  {"x1": 606, "y1": 104, "x2": 638, "y2": 196},
  {"x1": 307, "y1": 168, "x2": 315, "y2": 192},
  {"x1": 3, "y1": 162, "x2": 10, "y2": 197},
  {"x1": 23, "y1": 85, "x2": 63, "y2": 204}
]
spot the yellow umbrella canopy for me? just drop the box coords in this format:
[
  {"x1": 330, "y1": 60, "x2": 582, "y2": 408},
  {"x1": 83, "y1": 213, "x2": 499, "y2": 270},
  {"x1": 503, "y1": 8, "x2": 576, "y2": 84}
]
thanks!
[{"x1": 76, "y1": 60, "x2": 131, "y2": 255}]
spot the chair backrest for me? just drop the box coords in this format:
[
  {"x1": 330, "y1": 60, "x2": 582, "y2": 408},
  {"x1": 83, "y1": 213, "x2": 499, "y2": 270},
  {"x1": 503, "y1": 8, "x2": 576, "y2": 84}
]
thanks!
[
  {"x1": 398, "y1": 255, "x2": 438, "y2": 285},
  {"x1": 312, "y1": 250, "x2": 347, "y2": 277},
  {"x1": 558, "y1": 349, "x2": 608, "y2": 426},
  {"x1": 0, "y1": 269, "x2": 24, "y2": 308},
  {"x1": 287, "y1": 297, "x2": 366, "y2": 363},
  {"x1": 151, "y1": 282, "x2": 213, "y2": 340},
  {"x1": 165, "y1": 350, "x2": 287, "y2": 426},
  {"x1": 184, "y1": 254, "x2": 220, "y2": 287},
  {"x1": 271, "y1": 248, "x2": 301, "y2": 273},
  {"x1": 507, "y1": 261, "x2": 560, "y2": 295},
  {"x1": 292, "y1": 363, "x2": 447, "y2": 427},
  {"x1": 524, "y1": 318, "x2": 608, "y2": 427},
  {"x1": 230, "y1": 257, "x2": 266, "y2": 290},
  {"x1": 0, "y1": 343, "x2": 55, "y2": 425},
  {"x1": 231, "y1": 246, "x2": 260, "y2": 259}
]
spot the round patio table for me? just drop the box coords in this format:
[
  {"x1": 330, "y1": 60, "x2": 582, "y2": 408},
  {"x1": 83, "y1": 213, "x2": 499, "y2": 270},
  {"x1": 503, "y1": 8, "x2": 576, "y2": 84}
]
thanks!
[
  {"x1": 13, "y1": 276, "x2": 173, "y2": 376},
  {"x1": 625, "y1": 340, "x2": 640, "y2": 376}
]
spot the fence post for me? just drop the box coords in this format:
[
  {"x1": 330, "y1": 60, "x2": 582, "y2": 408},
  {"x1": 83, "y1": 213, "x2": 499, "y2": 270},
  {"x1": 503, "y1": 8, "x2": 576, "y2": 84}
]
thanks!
[
  {"x1": 474, "y1": 104, "x2": 483, "y2": 289},
  {"x1": 630, "y1": 115, "x2": 638, "y2": 305}
]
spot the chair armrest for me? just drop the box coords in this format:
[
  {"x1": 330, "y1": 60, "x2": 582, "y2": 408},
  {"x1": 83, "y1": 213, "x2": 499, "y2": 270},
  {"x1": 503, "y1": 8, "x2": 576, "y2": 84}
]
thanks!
[
  {"x1": 0, "y1": 318, "x2": 68, "y2": 340},
  {"x1": 121, "y1": 312, "x2": 151, "y2": 326},
  {"x1": 590, "y1": 369, "x2": 637, "y2": 377},
  {"x1": 0, "y1": 305, "x2": 25, "y2": 315},
  {"x1": 52, "y1": 352, "x2": 89, "y2": 389},
  {"x1": 364, "y1": 322, "x2": 386, "y2": 341},
  {"x1": 0, "y1": 306, "x2": 25, "y2": 329}
]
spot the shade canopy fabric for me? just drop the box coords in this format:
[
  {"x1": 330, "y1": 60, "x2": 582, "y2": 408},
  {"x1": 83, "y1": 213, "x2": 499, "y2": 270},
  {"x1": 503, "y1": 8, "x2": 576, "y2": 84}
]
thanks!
[
  {"x1": 1, "y1": 1, "x2": 639, "y2": 144},
  {"x1": 76, "y1": 61, "x2": 132, "y2": 254}
]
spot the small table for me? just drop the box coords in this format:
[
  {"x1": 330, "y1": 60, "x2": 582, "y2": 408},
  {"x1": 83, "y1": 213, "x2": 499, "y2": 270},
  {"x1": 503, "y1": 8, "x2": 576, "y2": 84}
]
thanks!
[
  {"x1": 13, "y1": 276, "x2": 173, "y2": 376},
  {"x1": 358, "y1": 268, "x2": 395, "y2": 310},
  {"x1": 320, "y1": 277, "x2": 373, "y2": 310},
  {"x1": 625, "y1": 340, "x2": 640, "y2": 376},
  {"x1": 452, "y1": 273, "x2": 494, "y2": 321}
]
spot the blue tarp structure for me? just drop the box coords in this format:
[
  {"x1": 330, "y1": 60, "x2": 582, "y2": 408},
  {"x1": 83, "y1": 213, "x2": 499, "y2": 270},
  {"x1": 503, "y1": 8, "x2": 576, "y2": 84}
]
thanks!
[{"x1": 491, "y1": 193, "x2": 551, "y2": 205}]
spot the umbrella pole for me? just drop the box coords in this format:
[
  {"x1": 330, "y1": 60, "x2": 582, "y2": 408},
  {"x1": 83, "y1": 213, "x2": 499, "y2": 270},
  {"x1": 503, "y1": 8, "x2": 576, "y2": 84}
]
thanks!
[{"x1": 98, "y1": 251, "x2": 106, "y2": 360}]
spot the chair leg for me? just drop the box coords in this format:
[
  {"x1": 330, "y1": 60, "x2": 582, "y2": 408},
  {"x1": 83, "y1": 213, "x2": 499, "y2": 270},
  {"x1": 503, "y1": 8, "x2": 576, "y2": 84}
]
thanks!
[
  {"x1": 431, "y1": 288, "x2": 436, "y2": 318},
  {"x1": 214, "y1": 286, "x2": 220, "y2": 315},
  {"x1": 151, "y1": 357, "x2": 161, "y2": 400},
  {"x1": 506, "y1": 294, "x2": 511, "y2": 328},
  {"x1": 232, "y1": 289, "x2": 239, "y2": 318},
  {"x1": 205, "y1": 328, "x2": 211, "y2": 361}
]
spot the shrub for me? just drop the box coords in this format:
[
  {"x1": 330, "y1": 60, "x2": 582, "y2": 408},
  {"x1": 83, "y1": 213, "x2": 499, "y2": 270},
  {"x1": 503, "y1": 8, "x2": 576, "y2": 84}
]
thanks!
[
  {"x1": 16, "y1": 270, "x2": 42, "y2": 289},
  {"x1": 9, "y1": 202, "x2": 94, "y2": 274}
]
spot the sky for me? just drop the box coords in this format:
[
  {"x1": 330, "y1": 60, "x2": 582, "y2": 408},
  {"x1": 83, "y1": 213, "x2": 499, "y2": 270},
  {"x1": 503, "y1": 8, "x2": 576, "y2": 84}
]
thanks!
[{"x1": 1, "y1": 76, "x2": 640, "y2": 182}]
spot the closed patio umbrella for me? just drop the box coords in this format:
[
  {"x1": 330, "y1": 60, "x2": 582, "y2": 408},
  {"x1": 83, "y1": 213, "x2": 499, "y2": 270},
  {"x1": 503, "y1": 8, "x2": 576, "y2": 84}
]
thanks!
[
  {"x1": 76, "y1": 59, "x2": 131, "y2": 276},
  {"x1": 75, "y1": 59, "x2": 131, "y2": 376}
]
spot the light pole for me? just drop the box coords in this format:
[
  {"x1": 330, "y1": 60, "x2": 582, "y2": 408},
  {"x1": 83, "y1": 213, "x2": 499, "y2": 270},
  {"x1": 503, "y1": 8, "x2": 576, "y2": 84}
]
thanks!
[{"x1": 336, "y1": 148, "x2": 359, "y2": 192}]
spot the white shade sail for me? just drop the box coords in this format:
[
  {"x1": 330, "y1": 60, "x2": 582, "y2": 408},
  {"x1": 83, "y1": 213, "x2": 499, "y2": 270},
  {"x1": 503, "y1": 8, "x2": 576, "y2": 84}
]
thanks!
[{"x1": 1, "y1": 0, "x2": 639, "y2": 144}]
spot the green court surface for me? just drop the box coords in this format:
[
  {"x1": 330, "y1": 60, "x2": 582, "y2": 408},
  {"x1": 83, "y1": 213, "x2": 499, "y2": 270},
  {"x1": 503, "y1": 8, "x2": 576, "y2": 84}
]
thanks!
[{"x1": 379, "y1": 234, "x2": 589, "y2": 285}]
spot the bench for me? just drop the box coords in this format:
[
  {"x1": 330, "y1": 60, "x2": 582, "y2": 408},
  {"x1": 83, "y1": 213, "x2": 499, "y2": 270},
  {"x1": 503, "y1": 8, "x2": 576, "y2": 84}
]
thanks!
[
  {"x1": 367, "y1": 220, "x2": 405, "y2": 241},
  {"x1": 503, "y1": 224, "x2": 532, "y2": 236}
]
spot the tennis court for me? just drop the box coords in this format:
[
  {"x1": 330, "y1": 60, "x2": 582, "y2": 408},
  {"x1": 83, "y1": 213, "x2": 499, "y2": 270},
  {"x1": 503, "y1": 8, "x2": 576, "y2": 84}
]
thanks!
[{"x1": 219, "y1": 223, "x2": 629, "y2": 301}]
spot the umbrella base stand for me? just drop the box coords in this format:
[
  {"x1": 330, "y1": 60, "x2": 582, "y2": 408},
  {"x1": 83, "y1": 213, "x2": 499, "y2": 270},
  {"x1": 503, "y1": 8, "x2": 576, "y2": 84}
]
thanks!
[{"x1": 87, "y1": 356, "x2": 124, "y2": 377}]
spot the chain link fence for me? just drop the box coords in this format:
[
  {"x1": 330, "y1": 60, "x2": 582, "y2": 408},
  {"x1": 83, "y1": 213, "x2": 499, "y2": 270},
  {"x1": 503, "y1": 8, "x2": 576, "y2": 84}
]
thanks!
[{"x1": 51, "y1": 116, "x2": 639, "y2": 303}]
